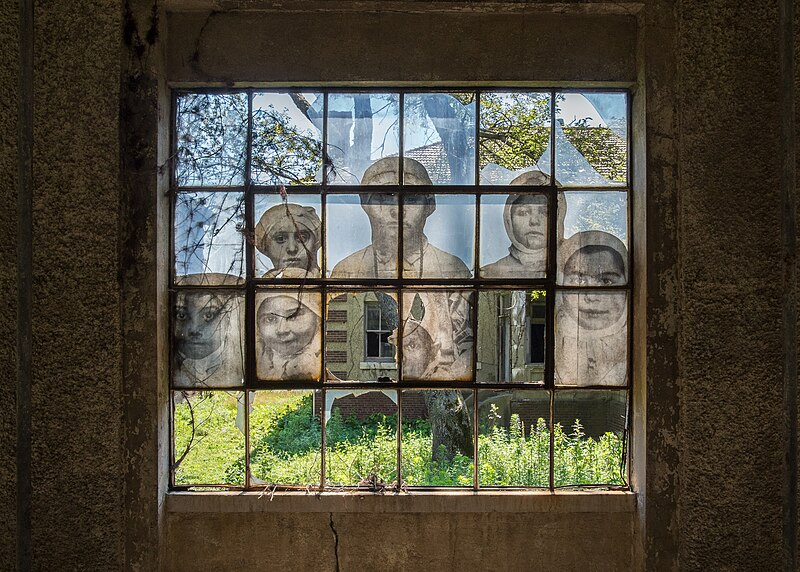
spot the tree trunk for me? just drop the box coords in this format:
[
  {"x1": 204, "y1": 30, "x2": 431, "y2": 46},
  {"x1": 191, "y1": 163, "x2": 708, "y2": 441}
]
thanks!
[{"x1": 423, "y1": 390, "x2": 473, "y2": 462}]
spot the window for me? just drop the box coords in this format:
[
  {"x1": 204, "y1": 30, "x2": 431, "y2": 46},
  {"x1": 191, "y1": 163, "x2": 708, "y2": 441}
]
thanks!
[
  {"x1": 169, "y1": 88, "x2": 631, "y2": 491},
  {"x1": 364, "y1": 301, "x2": 395, "y2": 361}
]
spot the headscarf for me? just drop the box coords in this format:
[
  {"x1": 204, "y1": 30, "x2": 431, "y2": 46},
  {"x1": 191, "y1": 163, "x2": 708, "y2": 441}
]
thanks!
[
  {"x1": 554, "y1": 231, "x2": 628, "y2": 386},
  {"x1": 256, "y1": 291, "x2": 321, "y2": 381},
  {"x1": 254, "y1": 203, "x2": 321, "y2": 258}
]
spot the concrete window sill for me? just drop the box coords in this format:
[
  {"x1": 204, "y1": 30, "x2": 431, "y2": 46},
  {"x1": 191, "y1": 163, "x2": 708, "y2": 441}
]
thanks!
[{"x1": 166, "y1": 490, "x2": 636, "y2": 514}]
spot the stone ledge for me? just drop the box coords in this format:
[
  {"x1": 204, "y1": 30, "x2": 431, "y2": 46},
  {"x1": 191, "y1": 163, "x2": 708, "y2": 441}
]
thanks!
[{"x1": 166, "y1": 490, "x2": 636, "y2": 514}]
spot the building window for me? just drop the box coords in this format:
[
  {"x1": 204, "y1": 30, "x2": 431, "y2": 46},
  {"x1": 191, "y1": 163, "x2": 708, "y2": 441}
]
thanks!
[
  {"x1": 169, "y1": 88, "x2": 631, "y2": 491},
  {"x1": 364, "y1": 300, "x2": 395, "y2": 361}
]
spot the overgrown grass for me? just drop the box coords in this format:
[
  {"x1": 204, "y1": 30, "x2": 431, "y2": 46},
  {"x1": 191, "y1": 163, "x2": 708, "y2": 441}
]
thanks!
[{"x1": 173, "y1": 392, "x2": 625, "y2": 488}]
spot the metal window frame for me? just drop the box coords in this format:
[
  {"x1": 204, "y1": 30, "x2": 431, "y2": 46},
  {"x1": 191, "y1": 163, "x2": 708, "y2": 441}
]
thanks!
[{"x1": 167, "y1": 86, "x2": 633, "y2": 493}]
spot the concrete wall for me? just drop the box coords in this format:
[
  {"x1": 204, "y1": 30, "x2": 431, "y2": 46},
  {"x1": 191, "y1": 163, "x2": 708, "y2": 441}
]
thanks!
[{"x1": 2, "y1": 0, "x2": 798, "y2": 570}]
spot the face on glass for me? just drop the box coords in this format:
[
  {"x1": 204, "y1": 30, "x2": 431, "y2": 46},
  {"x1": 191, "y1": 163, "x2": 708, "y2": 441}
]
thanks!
[
  {"x1": 510, "y1": 198, "x2": 547, "y2": 250},
  {"x1": 174, "y1": 293, "x2": 229, "y2": 359},
  {"x1": 258, "y1": 296, "x2": 319, "y2": 356},
  {"x1": 563, "y1": 246, "x2": 626, "y2": 287},
  {"x1": 403, "y1": 323, "x2": 436, "y2": 378},
  {"x1": 264, "y1": 219, "x2": 316, "y2": 271},
  {"x1": 403, "y1": 194, "x2": 434, "y2": 235}
]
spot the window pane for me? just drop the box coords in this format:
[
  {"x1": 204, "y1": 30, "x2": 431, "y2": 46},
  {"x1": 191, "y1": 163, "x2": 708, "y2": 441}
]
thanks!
[
  {"x1": 555, "y1": 290, "x2": 628, "y2": 386},
  {"x1": 402, "y1": 194, "x2": 475, "y2": 278},
  {"x1": 553, "y1": 390, "x2": 627, "y2": 486},
  {"x1": 174, "y1": 192, "x2": 245, "y2": 283},
  {"x1": 172, "y1": 391, "x2": 245, "y2": 486},
  {"x1": 327, "y1": 93, "x2": 400, "y2": 185},
  {"x1": 403, "y1": 92, "x2": 476, "y2": 185},
  {"x1": 477, "y1": 390, "x2": 550, "y2": 487},
  {"x1": 557, "y1": 225, "x2": 629, "y2": 287},
  {"x1": 172, "y1": 290, "x2": 245, "y2": 388},
  {"x1": 325, "y1": 291, "x2": 397, "y2": 382},
  {"x1": 553, "y1": 92, "x2": 627, "y2": 187},
  {"x1": 325, "y1": 390, "x2": 398, "y2": 487},
  {"x1": 479, "y1": 92, "x2": 551, "y2": 185},
  {"x1": 326, "y1": 193, "x2": 399, "y2": 279},
  {"x1": 175, "y1": 93, "x2": 247, "y2": 187},
  {"x1": 254, "y1": 194, "x2": 322, "y2": 278},
  {"x1": 252, "y1": 92, "x2": 323, "y2": 185},
  {"x1": 559, "y1": 190, "x2": 628, "y2": 248},
  {"x1": 401, "y1": 390, "x2": 474, "y2": 486},
  {"x1": 477, "y1": 290, "x2": 545, "y2": 384},
  {"x1": 256, "y1": 290, "x2": 323, "y2": 381},
  {"x1": 401, "y1": 290, "x2": 474, "y2": 382},
  {"x1": 249, "y1": 390, "x2": 321, "y2": 486},
  {"x1": 480, "y1": 193, "x2": 548, "y2": 279}
]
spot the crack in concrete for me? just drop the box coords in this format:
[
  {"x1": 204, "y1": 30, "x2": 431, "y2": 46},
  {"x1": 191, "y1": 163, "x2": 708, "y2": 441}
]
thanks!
[{"x1": 329, "y1": 512, "x2": 340, "y2": 572}]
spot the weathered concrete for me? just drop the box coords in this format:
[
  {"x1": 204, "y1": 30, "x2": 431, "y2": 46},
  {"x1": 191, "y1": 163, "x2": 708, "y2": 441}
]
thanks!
[
  {"x1": 28, "y1": 2, "x2": 123, "y2": 569},
  {"x1": 166, "y1": 511, "x2": 634, "y2": 571},
  {"x1": 0, "y1": 0, "x2": 18, "y2": 566}
]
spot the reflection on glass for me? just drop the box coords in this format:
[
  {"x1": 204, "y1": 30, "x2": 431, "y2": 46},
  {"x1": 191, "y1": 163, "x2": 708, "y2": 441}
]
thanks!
[
  {"x1": 325, "y1": 390, "x2": 398, "y2": 487},
  {"x1": 403, "y1": 92, "x2": 476, "y2": 185},
  {"x1": 251, "y1": 92, "x2": 323, "y2": 185},
  {"x1": 327, "y1": 193, "x2": 398, "y2": 278},
  {"x1": 175, "y1": 93, "x2": 248, "y2": 187},
  {"x1": 554, "y1": 92, "x2": 627, "y2": 186},
  {"x1": 172, "y1": 290, "x2": 244, "y2": 388},
  {"x1": 401, "y1": 290, "x2": 474, "y2": 381},
  {"x1": 326, "y1": 93, "x2": 400, "y2": 185},
  {"x1": 559, "y1": 191, "x2": 628, "y2": 246},
  {"x1": 325, "y1": 291, "x2": 398, "y2": 383},
  {"x1": 477, "y1": 291, "x2": 545, "y2": 384},
  {"x1": 403, "y1": 193, "x2": 474, "y2": 278},
  {"x1": 254, "y1": 197, "x2": 322, "y2": 278},
  {"x1": 476, "y1": 390, "x2": 549, "y2": 487},
  {"x1": 479, "y1": 92, "x2": 551, "y2": 185},
  {"x1": 174, "y1": 192, "x2": 245, "y2": 282},
  {"x1": 256, "y1": 290, "x2": 322, "y2": 381},
  {"x1": 248, "y1": 390, "x2": 321, "y2": 486},
  {"x1": 173, "y1": 391, "x2": 245, "y2": 485},
  {"x1": 480, "y1": 192, "x2": 548, "y2": 279},
  {"x1": 555, "y1": 290, "x2": 628, "y2": 386},
  {"x1": 558, "y1": 229, "x2": 628, "y2": 286},
  {"x1": 553, "y1": 390, "x2": 627, "y2": 486},
  {"x1": 401, "y1": 390, "x2": 473, "y2": 486}
]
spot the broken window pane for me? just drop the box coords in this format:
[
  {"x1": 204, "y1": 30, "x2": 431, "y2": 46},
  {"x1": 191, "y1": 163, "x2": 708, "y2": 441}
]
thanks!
[
  {"x1": 402, "y1": 193, "x2": 475, "y2": 278},
  {"x1": 175, "y1": 93, "x2": 248, "y2": 187},
  {"x1": 479, "y1": 92, "x2": 551, "y2": 185},
  {"x1": 401, "y1": 389, "x2": 474, "y2": 486},
  {"x1": 249, "y1": 390, "x2": 322, "y2": 486},
  {"x1": 555, "y1": 290, "x2": 628, "y2": 386},
  {"x1": 325, "y1": 390, "x2": 398, "y2": 488},
  {"x1": 553, "y1": 390, "x2": 627, "y2": 486},
  {"x1": 326, "y1": 193, "x2": 399, "y2": 279},
  {"x1": 553, "y1": 92, "x2": 627, "y2": 187},
  {"x1": 255, "y1": 290, "x2": 322, "y2": 381},
  {"x1": 326, "y1": 93, "x2": 400, "y2": 185},
  {"x1": 401, "y1": 290, "x2": 474, "y2": 382},
  {"x1": 477, "y1": 291, "x2": 546, "y2": 384},
  {"x1": 480, "y1": 193, "x2": 548, "y2": 279},
  {"x1": 172, "y1": 290, "x2": 245, "y2": 388},
  {"x1": 172, "y1": 390, "x2": 245, "y2": 486},
  {"x1": 559, "y1": 190, "x2": 628, "y2": 248},
  {"x1": 251, "y1": 92, "x2": 323, "y2": 185},
  {"x1": 403, "y1": 92, "x2": 476, "y2": 185},
  {"x1": 174, "y1": 191, "x2": 245, "y2": 283},
  {"x1": 477, "y1": 390, "x2": 550, "y2": 487},
  {"x1": 325, "y1": 291, "x2": 398, "y2": 383},
  {"x1": 254, "y1": 194, "x2": 322, "y2": 278}
]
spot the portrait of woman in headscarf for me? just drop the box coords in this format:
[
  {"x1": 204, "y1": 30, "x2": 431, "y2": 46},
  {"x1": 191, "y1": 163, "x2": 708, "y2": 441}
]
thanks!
[
  {"x1": 256, "y1": 291, "x2": 322, "y2": 381},
  {"x1": 255, "y1": 203, "x2": 321, "y2": 278},
  {"x1": 555, "y1": 230, "x2": 628, "y2": 386}
]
